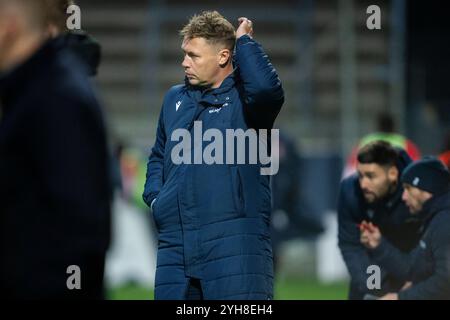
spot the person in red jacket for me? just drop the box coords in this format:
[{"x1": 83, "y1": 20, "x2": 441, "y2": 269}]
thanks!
[
  {"x1": 439, "y1": 132, "x2": 450, "y2": 169},
  {"x1": 343, "y1": 112, "x2": 421, "y2": 179}
]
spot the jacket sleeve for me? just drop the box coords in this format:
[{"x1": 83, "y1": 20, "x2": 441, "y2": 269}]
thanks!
[
  {"x1": 142, "y1": 102, "x2": 166, "y2": 207},
  {"x1": 370, "y1": 237, "x2": 416, "y2": 283},
  {"x1": 398, "y1": 218, "x2": 450, "y2": 300},
  {"x1": 337, "y1": 179, "x2": 374, "y2": 296},
  {"x1": 234, "y1": 35, "x2": 284, "y2": 129}
]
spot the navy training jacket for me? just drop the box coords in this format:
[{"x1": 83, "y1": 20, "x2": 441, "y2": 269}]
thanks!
[{"x1": 143, "y1": 35, "x2": 284, "y2": 299}]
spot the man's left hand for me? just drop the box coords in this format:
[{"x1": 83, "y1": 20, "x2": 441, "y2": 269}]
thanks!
[{"x1": 236, "y1": 17, "x2": 254, "y2": 39}]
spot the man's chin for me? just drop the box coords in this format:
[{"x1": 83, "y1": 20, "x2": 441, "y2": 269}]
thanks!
[
  {"x1": 187, "y1": 78, "x2": 204, "y2": 86},
  {"x1": 363, "y1": 194, "x2": 376, "y2": 203},
  {"x1": 407, "y1": 206, "x2": 419, "y2": 214}
]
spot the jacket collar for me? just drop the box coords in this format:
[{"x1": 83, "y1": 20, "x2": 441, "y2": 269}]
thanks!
[
  {"x1": 0, "y1": 39, "x2": 57, "y2": 110},
  {"x1": 418, "y1": 190, "x2": 450, "y2": 225},
  {"x1": 184, "y1": 71, "x2": 236, "y2": 106},
  {"x1": 55, "y1": 32, "x2": 100, "y2": 76},
  {"x1": 384, "y1": 183, "x2": 404, "y2": 210}
]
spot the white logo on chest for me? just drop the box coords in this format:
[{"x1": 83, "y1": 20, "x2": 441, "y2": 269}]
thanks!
[
  {"x1": 209, "y1": 103, "x2": 228, "y2": 114},
  {"x1": 176, "y1": 100, "x2": 182, "y2": 111},
  {"x1": 420, "y1": 240, "x2": 427, "y2": 249}
]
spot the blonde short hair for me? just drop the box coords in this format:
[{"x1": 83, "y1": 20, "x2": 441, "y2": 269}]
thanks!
[{"x1": 180, "y1": 11, "x2": 236, "y2": 51}]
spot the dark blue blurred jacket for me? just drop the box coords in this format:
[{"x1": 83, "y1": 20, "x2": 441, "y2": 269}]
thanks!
[{"x1": 0, "y1": 39, "x2": 111, "y2": 298}]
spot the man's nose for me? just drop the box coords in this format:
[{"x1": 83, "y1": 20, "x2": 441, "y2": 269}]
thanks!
[
  {"x1": 360, "y1": 177, "x2": 369, "y2": 190},
  {"x1": 401, "y1": 190, "x2": 407, "y2": 202},
  {"x1": 181, "y1": 56, "x2": 189, "y2": 69}
]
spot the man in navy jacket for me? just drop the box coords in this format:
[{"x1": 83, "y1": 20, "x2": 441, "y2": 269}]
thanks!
[
  {"x1": 361, "y1": 158, "x2": 450, "y2": 300},
  {"x1": 143, "y1": 11, "x2": 284, "y2": 299},
  {"x1": 338, "y1": 141, "x2": 423, "y2": 299}
]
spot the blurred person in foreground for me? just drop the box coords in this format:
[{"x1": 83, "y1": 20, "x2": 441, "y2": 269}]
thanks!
[
  {"x1": 0, "y1": 0, "x2": 111, "y2": 299},
  {"x1": 338, "y1": 141, "x2": 423, "y2": 299},
  {"x1": 143, "y1": 11, "x2": 284, "y2": 299},
  {"x1": 361, "y1": 158, "x2": 450, "y2": 300}
]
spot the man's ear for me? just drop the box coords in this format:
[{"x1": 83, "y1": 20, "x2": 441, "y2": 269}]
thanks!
[
  {"x1": 218, "y1": 48, "x2": 231, "y2": 67},
  {"x1": 388, "y1": 166, "x2": 399, "y2": 182}
]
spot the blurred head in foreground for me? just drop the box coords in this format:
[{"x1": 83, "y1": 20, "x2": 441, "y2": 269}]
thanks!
[{"x1": 0, "y1": 0, "x2": 48, "y2": 72}]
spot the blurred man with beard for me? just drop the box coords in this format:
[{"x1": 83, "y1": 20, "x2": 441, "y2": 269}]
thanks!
[
  {"x1": 361, "y1": 158, "x2": 450, "y2": 300},
  {"x1": 338, "y1": 141, "x2": 423, "y2": 299},
  {"x1": 0, "y1": 0, "x2": 111, "y2": 299}
]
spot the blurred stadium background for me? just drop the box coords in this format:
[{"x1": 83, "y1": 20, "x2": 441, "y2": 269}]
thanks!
[{"x1": 74, "y1": 0, "x2": 449, "y2": 299}]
